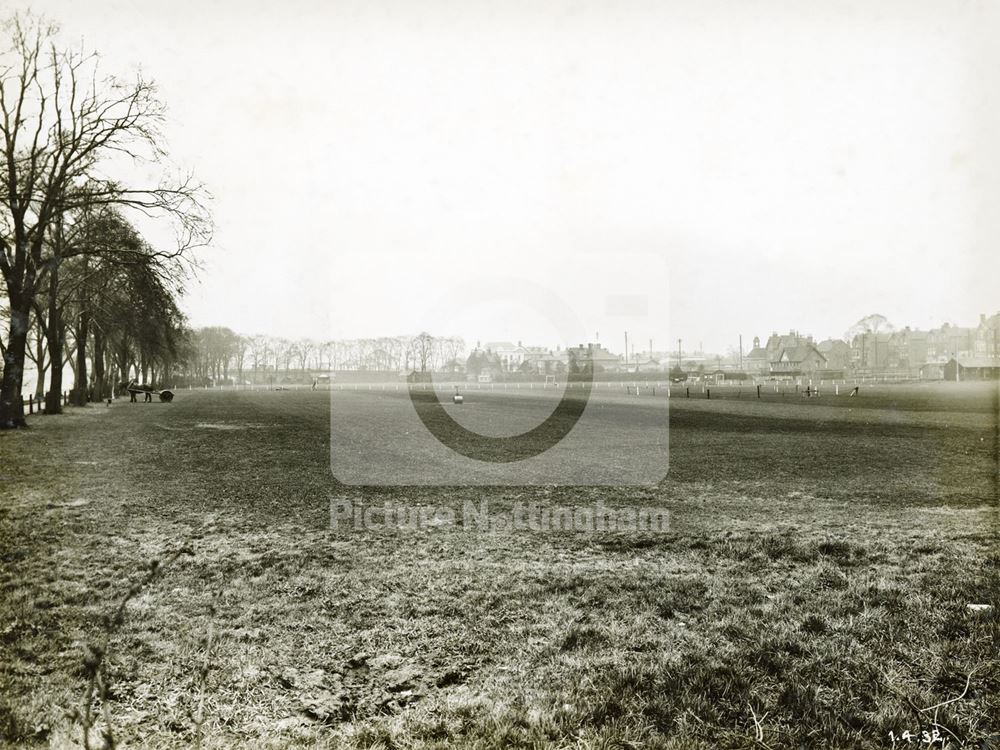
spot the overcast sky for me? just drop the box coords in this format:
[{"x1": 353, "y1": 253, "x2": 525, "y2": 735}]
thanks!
[{"x1": 24, "y1": 0, "x2": 1000, "y2": 353}]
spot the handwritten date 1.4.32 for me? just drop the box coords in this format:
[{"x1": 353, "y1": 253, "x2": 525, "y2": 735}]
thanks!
[{"x1": 887, "y1": 728, "x2": 947, "y2": 746}]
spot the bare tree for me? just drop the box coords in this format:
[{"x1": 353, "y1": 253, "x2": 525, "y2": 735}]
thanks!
[
  {"x1": 296, "y1": 339, "x2": 314, "y2": 374},
  {"x1": 248, "y1": 334, "x2": 269, "y2": 382},
  {"x1": 271, "y1": 338, "x2": 292, "y2": 380},
  {"x1": 0, "y1": 14, "x2": 209, "y2": 427},
  {"x1": 316, "y1": 340, "x2": 333, "y2": 372},
  {"x1": 232, "y1": 335, "x2": 248, "y2": 383},
  {"x1": 846, "y1": 313, "x2": 893, "y2": 340},
  {"x1": 411, "y1": 332, "x2": 435, "y2": 372},
  {"x1": 439, "y1": 336, "x2": 466, "y2": 372}
]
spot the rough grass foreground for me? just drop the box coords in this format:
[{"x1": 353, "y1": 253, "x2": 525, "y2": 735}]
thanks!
[{"x1": 0, "y1": 387, "x2": 998, "y2": 748}]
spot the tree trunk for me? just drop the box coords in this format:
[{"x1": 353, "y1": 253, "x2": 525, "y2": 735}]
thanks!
[
  {"x1": 116, "y1": 341, "x2": 130, "y2": 393},
  {"x1": 34, "y1": 327, "x2": 48, "y2": 399},
  {"x1": 45, "y1": 261, "x2": 64, "y2": 415},
  {"x1": 0, "y1": 302, "x2": 30, "y2": 428},
  {"x1": 72, "y1": 308, "x2": 89, "y2": 406},
  {"x1": 66, "y1": 339, "x2": 78, "y2": 385},
  {"x1": 93, "y1": 326, "x2": 106, "y2": 401}
]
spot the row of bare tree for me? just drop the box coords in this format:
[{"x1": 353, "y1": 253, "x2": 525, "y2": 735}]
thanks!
[
  {"x1": 0, "y1": 14, "x2": 209, "y2": 427},
  {"x1": 8, "y1": 213, "x2": 190, "y2": 400},
  {"x1": 179, "y1": 329, "x2": 467, "y2": 384}
]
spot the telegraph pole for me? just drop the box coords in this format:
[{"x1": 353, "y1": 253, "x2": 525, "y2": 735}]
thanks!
[{"x1": 739, "y1": 334, "x2": 743, "y2": 370}]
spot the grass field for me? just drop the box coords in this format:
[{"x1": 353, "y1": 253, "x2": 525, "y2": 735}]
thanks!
[{"x1": 1, "y1": 384, "x2": 998, "y2": 748}]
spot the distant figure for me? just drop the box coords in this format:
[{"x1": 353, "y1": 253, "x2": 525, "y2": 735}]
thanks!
[
  {"x1": 850, "y1": 386, "x2": 860, "y2": 397},
  {"x1": 143, "y1": 387, "x2": 153, "y2": 403},
  {"x1": 805, "y1": 385, "x2": 812, "y2": 397},
  {"x1": 127, "y1": 379, "x2": 138, "y2": 403},
  {"x1": 312, "y1": 378, "x2": 317, "y2": 391}
]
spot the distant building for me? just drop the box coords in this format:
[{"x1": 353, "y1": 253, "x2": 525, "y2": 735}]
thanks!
[
  {"x1": 746, "y1": 314, "x2": 998, "y2": 380},
  {"x1": 745, "y1": 331, "x2": 826, "y2": 378},
  {"x1": 847, "y1": 314, "x2": 999, "y2": 376},
  {"x1": 943, "y1": 357, "x2": 1000, "y2": 381},
  {"x1": 635, "y1": 357, "x2": 663, "y2": 373},
  {"x1": 850, "y1": 331, "x2": 893, "y2": 373},
  {"x1": 465, "y1": 348, "x2": 503, "y2": 381},
  {"x1": 522, "y1": 347, "x2": 568, "y2": 375},
  {"x1": 919, "y1": 362, "x2": 945, "y2": 380},
  {"x1": 925, "y1": 323, "x2": 976, "y2": 361},
  {"x1": 743, "y1": 337, "x2": 770, "y2": 376},
  {"x1": 974, "y1": 312, "x2": 1000, "y2": 358},
  {"x1": 889, "y1": 328, "x2": 928, "y2": 375},
  {"x1": 565, "y1": 343, "x2": 621, "y2": 373},
  {"x1": 817, "y1": 339, "x2": 851, "y2": 371},
  {"x1": 770, "y1": 343, "x2": 828, "y2": 379},
  {"x1": 484, "y1": 341, "x2": 528, "y2": 372},
  {"x1": 440, "y1": 357, "x2": 466, "y2": 374}
]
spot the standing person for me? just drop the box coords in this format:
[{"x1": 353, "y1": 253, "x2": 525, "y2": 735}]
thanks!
[
  {"x1": 312, "y1": 378, "x2": 317, "y2": 391},
  {"x1": 128, "y1": 379, "x2": 138, "y2": 403}
]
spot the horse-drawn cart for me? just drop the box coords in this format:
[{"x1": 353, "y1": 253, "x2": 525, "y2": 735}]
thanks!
[{"x1": 125, "y1": 383, "x2": 174, "y2": 402}]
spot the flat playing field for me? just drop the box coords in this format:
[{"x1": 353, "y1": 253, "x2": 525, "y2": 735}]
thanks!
[{"x1": 0, "y1": 383, "x2": 997, "y2": 748}]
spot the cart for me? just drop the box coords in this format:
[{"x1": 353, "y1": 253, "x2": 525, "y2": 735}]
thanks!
[{"x1": 127, "y1": 386, "x2": 174, "y2": 402}]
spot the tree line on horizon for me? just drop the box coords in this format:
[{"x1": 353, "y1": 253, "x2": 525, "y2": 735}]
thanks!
[{"x1": 176, "y1": 329, "x2": 467, "y2": 385}]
